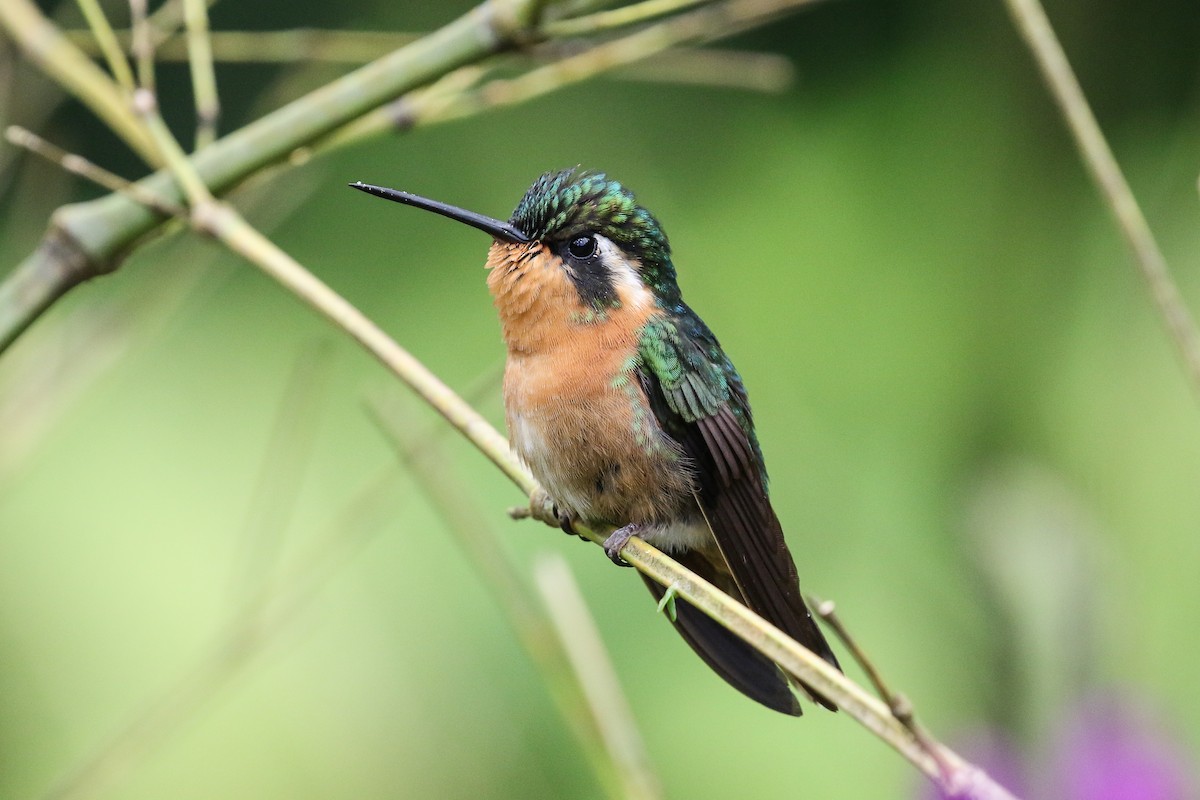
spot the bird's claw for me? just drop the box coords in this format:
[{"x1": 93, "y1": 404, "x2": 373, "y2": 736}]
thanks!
[
  {"x1": 602, "y1": 524, "x2": 639, "y2": 568},
  {"x1": 527, "y1": 488, "x2": 582, "y2": 539}
]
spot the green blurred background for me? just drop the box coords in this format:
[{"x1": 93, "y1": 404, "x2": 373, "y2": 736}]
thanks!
[{"x1": 1, "y1": 1, "x2": 1199, "y2": 797}]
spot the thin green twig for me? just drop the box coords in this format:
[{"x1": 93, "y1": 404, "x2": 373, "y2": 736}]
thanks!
[
  {"x1": 73, "y1": 0, "x2": 136, "y2": 91},
  {"x1": 65, "y1": 28, "x2": 420, "y2": 63},
  {"x1": 4, "y1": 126, "x2": 186, "y2": 216},
  {"x1": 227, "y1": 343, "x2": 335, "y2": 608},
  {"x1": 146, "y1": 0, "x2": 219, "y2": 45},
  {"x1": 1002, "y1": 0, "x2": 1200, "y2": 397},
  {"x1": 182, "y1": 0, "x2": 219, "y2": 148},
  {"x1": 545, "y1": 0, "x2": 709, "y2": 37},
  {"x1": 128, "y1": 0, "x2": 155, "y2": 92}
]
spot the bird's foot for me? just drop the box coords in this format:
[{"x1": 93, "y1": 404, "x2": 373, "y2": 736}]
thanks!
[
  {"x1": 522, "y1": 488, "x2": 581, "y2": 538},
  {"x1": 602, "y1": 523, "x2": 642, "y2": 568}
]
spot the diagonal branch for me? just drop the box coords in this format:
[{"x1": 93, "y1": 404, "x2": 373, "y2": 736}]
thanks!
[{"x1": 1002, "y1": 0, "x2": 1200, "y2": 397}]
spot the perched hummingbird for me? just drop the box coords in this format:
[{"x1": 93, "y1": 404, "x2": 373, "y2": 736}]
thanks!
[{"x1": 351, "y1": 169, "x2": 840, "y2": 715}]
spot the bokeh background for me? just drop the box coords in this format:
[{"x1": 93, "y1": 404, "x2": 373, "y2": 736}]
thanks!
[{"x1": 2, "y1": 1, "x2": 1199, "y2": 798}]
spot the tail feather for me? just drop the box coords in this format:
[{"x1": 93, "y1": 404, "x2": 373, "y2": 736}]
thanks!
[{"x1": 640, "y1": 573, "x2": 801, "y2": 716}]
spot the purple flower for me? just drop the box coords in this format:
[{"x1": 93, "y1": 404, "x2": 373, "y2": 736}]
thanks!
[
  {"x1": 1052, "y1": 695, "x2": 1192, "y2": 800},
  {"x1": 918, "y1": 693, "x2": 1193, "y2": 800}
]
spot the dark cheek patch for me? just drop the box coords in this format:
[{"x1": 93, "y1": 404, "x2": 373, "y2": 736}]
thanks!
[
  {"x1": 556, "y1": 241, "x2": 619, "y2": 309},
  {"x1": 565, "y1": 257, "x2": 618, "y2": 310}
]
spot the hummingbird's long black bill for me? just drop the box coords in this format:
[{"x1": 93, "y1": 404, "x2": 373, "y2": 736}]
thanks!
[{"x1": 349, "y1": 182, "x2": 530, "y2": 244}]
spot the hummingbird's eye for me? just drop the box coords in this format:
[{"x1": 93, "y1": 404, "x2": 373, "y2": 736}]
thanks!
[{"x1": 567, "y1": 235, "x2": 598, "y2": 260}]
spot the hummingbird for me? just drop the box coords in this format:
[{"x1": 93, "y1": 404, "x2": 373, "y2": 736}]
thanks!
[{"x1": 351, "y1": 169, "x2": 840, "y2": 715}]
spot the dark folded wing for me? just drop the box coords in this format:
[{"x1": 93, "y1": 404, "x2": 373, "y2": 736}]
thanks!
[{"x1": 637, "y1": 313, "x2": 840, "y2": 710}]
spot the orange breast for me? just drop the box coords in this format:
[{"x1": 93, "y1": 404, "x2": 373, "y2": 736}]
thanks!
[{"x1": 486, "y1": 241, "x2": 693, "y2": 526}]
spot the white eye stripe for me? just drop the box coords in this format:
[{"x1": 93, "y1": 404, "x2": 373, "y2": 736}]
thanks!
[{"x1": 595, "y1": 234, "x2": 653, "y2": 310}]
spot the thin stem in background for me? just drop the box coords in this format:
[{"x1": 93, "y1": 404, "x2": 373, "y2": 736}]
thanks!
[
  {"x1": 544, "y1": 0, "x2": 708, "y2": 36},
  {"x1": 128, "y1": 0, "x2": 155, "y2": 93},
  {"x1": 66, "y1": 28, "x2": 420, "y2": 63},
  {"x1": 63, "y1": 28, "x2": 792, "y2": 93},
  {"x1": 4, "y1": 126, "x2": 186, "y2": 215},
  {"x1": 227, "y1": 343, "x2": 335, "y2": 609},
  {"x1": 182, "y1": 0, "x2": 220, "y2": 148},
  {"x1": 369, "y1": 397, "x2": 661, "y2": 800},
  {"x1": 147, "y1": 0, "x2": 219, "y2": 45},
  {"x1": 73, "y1": 0, "x2": 136, "y2": 91},
  {"x1": 1002, "y1": 0, "x2": 1200, "y2": 398},
  {"x1": 812, "y1": 596, "x2": 956, "y2": 785},
  {"x1": 39, "y1": 466, "x2": 406, "y2": 800},
  {"x1": 534, "y1": 554, "x2": 663, "y2": 800}
]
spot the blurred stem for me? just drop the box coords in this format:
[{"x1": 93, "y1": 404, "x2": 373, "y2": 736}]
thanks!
[
  {"x1": 73, "y1": 0, "x2": 136, "y2": 91},
  {"x1": 41, "y1": 467, "x2": 406, "y2": 800},
  {"x1": 812, "y1": 596, "x2": 956, "y2": 785},
  {"x1": 534, "y1": 554, "x2": 663, "y2": 800},
  {"x1": 66, "y1": 28, "x2": 421, "y2": 62},
  {"x1": 36, "y1": 370, "x2": 503, "y2": 800},
  {"x1": 0, "y1": 0, "x2": 158, "y2": 163},
  {"x1": 128, "y1": 0, "x2": 155, "y2": 93},
  {"x1": 147, "y1": 0, "x2": 218, "y2": 44},
  {"x1": 1002, "y1": 0, "x2": 1200, "y2": 398},
  {"x1": 5, "y1": 126, "x2": 186, "y2": 215},
  {"x1": 228, "y1": 343, "x2": 334, "y2": 608},
  {"x1": 64, "y1": 28, "x2": 791, "y2": 93},
  {"x1": 544, "y1": 0, "x2": 709, "y2": 36},
  {"x1": 313, "y1": 4, "x2": 798, "y2": 154},
  {"x1": 369, "y1": 399, "x2": 659, "y2": 800},
  {"x1": 182, "y1": 0, "x2": 220, "y2": 148}
]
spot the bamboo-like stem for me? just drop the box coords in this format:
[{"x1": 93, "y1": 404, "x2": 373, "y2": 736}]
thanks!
[
  {"x1": 0, "y1": 0, "x2": 541, "y2": 354},
  {"x1": 437, "y1": 0, "x2": 818, "y2": 121},
  {"x1": 0, "y1": 0, "x2": 159, "y2": 163},
  {"x1": 182, "y1": 0, "x2": 220, "y2": 148},
  {"x1": 73, "y1": 0, "x2": 136, "y2": 91},
  {"x1": 1002, "y1": 0, "x2": 1200, "y2": 397},
  {"x1": 534, "y1": 554, "x2": 663, "y2": 800}
]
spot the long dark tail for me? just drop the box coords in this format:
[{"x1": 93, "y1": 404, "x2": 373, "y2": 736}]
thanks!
[{"x1": 641, "y1": 548, "x2": 837, "y2": 715}]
